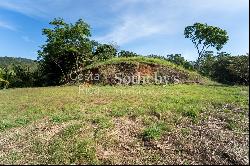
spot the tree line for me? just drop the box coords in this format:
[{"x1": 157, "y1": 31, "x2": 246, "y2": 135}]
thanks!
[{"x1": 0, "y1": 18, "x2": 249, "y2": 88}]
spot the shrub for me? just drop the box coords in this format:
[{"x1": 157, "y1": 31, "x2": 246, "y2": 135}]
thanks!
[
  {"x1": 142, "y1": 122, "x2": 170, "y2": 140},
  {"x1": 200, "y1": 53, "x2": 249, "y2": 85},
  {"x1": 118, "y1": 50, "x2": 139, "y2": 57},
  {"x1": 0, "y1": 78, "x2": 9, "y2": 89},
  {"x1": 94, "y1": 44, "x2": 117, "y2": 61}
]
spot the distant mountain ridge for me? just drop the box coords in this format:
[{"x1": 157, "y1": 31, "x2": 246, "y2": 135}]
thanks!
[{"x1": 0, "y1": 56, "x2": 37, "y2": 70}]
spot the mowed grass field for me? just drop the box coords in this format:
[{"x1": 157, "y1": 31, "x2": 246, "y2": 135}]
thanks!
[{"x1": 0, "y1": 84, "x2": 249, "y2": 164}]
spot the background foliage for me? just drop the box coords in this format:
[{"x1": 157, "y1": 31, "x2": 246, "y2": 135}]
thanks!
[{"x1": 0, "y1": 19, "x2": 248, "y2": 88}]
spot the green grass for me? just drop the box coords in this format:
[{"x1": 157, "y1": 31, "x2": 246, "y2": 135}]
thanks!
[
  {"x1": 0, "y1": 84, "x2": 249, "y2": 164},
  {"x1": 85, "y1": 56, "x2": 206, "y2": 82},
  {"x1": 142, "y1": 121, "x2": 171, "y2": 140},
  {"x1": 86, "y1": 57, "x2": 181, "y2": 69}
]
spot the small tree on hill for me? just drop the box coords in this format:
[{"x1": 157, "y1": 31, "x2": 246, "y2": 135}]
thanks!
[
  {"x1": 94, "y1": 44, "x2": 117, "y2": 61},
  {"x1": 118, "y1": 50, "x2": 139, "y2": 57}
]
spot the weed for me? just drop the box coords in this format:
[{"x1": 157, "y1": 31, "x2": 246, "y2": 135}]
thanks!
[
  {"x1": 181, "y1": 128, "x2": 191, "y2": 136},
  {"x1": 142, "y1": 122, "x2": 170, "y2": 141},
  {"x1": 226, "y1": 119, "x2": 237, "y2": 130}
]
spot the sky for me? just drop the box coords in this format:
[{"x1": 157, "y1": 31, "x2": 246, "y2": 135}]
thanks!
[{"x1": 0, "y1": 0, "x2": 249, "y2": 61}]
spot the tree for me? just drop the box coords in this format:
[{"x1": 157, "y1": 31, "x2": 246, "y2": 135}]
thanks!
[
  {"x1": 94, "y1": 44, "x2": 117, "y2": 61},
  {"x1": 184, "y1": 23, "x2": 229, "y2": 68},
  {"x1": 118, "y1": 50, "x2": 139, "y2": 57},
  {"x1": 146, "y1": 54, "x2": 194, "y2": 70},
  {"x1": 199, "y1": 51, "x2": 216, "y2": 76},
  {"x1": 38, "y1": 18, "x2": 93, "y2": 85},
  {"x1": 199, "y1": 52, "x2": 249, "y2": 85},
  {"x1": 0, "y1": 68, "x2": 9, "y2": 89},
  {"x1": 9, "y1": 65, "x2": 34, "y2": 87},
  {"x1": 166, "y1": 54, "x2": 194, "y2": 70},
  {"x1": 227, "y1": 55, "x2": 249, "y2": 84},
  {"x1": 147, "y1": 54, "x2": 167, "y2": 61}
]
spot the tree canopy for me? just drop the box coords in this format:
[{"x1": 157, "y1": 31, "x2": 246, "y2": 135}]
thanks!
[
  {"x1": 94, "y1": 44, "x2": 117, "y2": 61},
  {"x1": 184, "y1": 23, "x2": 229, "y2": 66},
  {"x1": 38, "y1": 18, "x2": 94, "y2": 85}
]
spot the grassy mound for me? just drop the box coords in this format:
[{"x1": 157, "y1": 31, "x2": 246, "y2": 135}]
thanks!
[{"x1": 84, "y1": 57, "x2": 209, "y2": 85}]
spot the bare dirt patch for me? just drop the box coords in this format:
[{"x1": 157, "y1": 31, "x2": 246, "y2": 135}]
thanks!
[
  {"x1": 96, "y1": 117, "x2": 144, "y2": 164},
  {"x1": 95, "y1": 108, "x2": 249, "y2": 165}
]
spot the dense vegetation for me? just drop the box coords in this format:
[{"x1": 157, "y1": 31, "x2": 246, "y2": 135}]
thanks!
[
  {"x1": 0, "y1": 19, "x2": 249, "y2": 89},
  {"x1": 199, "y1": 52, "x2": 249, "y2": 85},
  {"x1": 0, "y1": 57, "x2": 37, "y2": 69},
  {"x1": 0, "y1": 57, "x2": 38, "y2": 88}
]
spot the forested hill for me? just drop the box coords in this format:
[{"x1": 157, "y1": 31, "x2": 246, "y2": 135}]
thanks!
[{"x1": 0, "y1": 56, "x2": 37, "y2": 69}]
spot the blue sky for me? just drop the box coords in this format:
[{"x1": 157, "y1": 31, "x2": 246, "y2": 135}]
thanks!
[{"x1": 0, "y1": 0, "x2": 249, "y2": 60}]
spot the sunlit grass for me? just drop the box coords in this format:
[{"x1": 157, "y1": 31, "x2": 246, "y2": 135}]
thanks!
[{"x1": 0, "y1": 84, "x2": 249, "y2": 164}]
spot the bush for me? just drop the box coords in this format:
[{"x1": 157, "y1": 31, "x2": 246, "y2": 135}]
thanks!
[
  {"x1": 118, "y1": 50, "x2": 139, "y2": 57},
  {"x1": 166, "y1": 54, "x2": 194, "y2": 70},
  {"x1": 94, "y1": 44, "x2": 117, "y2": 61},
  {"x1": 199, "y1": 53, "x2": 249, "y2": 85},
  {"x1": 147, "y1": 54, "x2": 194, "y2": 70},
  {"x1": 142, "y1": 122, "x2": 170, "y2": 141},
  {"x1": 0, "y1": 78, "x2": 9, "y2": 89},
  {"x1": 212, "y1": 55, "x2": 249, "y2": 85},
  {"x1": 0, "y1": 65, "x2": 38, "y2": 88}
]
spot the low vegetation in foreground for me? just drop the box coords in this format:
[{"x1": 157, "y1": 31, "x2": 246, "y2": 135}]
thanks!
[{"x1": 0, "y1": 84, "x2": 248, "y2": 164}]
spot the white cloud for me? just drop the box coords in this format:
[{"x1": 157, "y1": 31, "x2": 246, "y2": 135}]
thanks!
[
  {"x1": 0, "y1": 0, "x2": 248, "y2": 45},
  {"x1": 95, "y1": 1, "x2": 181, "y2": 44},
  {"x1": 0, "y1": 0, "x2": 71, "y2": 18},
  {"x1": 0, "y1": 20, "x2": 16, "y2": 31},
  {"x1": 0, "y1": 1, "x2": 46, "y2": 18},
  {"x1": 22, "y1": 36, "x2": 35, "y2": 43},
  {"x1": 187, "y1": 0, "x2": 249, "y2": 12},
  {"x1": 96, "y1": 0, "x2": 249, "y2": 45},
  {"x1": 95, "y1": 15, "x2": 170, "y2": 45}
]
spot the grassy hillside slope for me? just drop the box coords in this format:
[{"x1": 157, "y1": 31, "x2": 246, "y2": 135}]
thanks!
[
  {"x1": 84, "y1": 57, "x2": 209, "y2": 85},
  {"x1": 0, "y1": 84, "x2": 248, "y2": 164}
]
